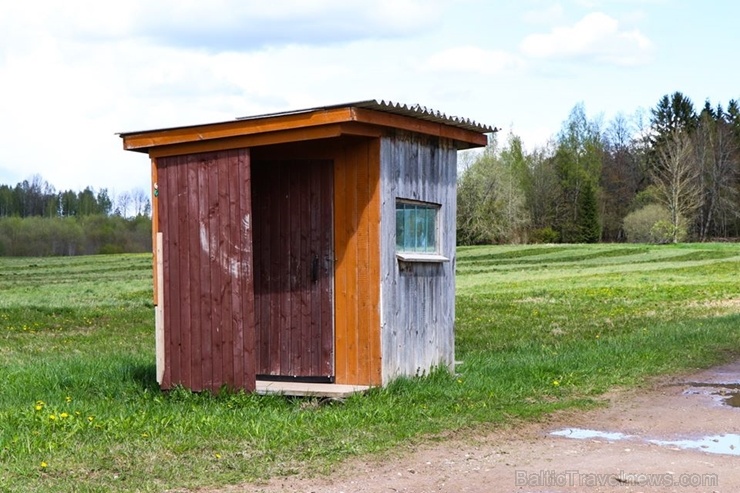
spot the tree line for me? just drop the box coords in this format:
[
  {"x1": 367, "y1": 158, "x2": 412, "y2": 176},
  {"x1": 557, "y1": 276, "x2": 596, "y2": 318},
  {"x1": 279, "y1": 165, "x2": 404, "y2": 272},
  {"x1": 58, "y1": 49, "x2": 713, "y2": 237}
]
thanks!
[
  {"x1": 0, "y1": 175, "x2": 151, "y2": 218},
  {"x1": 458, "y1": 91, "x2": 740, "y2": 244},
  {"x1": 0, "y1": 175, "x2": 151, "y2": 256}
]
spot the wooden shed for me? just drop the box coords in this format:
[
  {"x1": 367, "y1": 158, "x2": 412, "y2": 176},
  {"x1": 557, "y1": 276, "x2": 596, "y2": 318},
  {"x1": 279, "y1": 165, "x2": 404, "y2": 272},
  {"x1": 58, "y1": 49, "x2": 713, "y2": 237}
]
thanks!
[{"x1": 120, "y1": 100, "x2": 493, "y2": 395}]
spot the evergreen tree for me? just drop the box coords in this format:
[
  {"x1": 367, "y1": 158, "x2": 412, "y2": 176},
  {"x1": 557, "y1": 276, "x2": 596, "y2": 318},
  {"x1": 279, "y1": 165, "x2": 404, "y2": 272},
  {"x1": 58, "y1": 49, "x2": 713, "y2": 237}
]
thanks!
[
  {"x1": 650, "y1": 92, "x2": 698, "y2": 137},
  {"x1": 78, "y1": 187, "x2": 99, "y2": 215},
  {"x1": 97, "y1": 189, "x2": 113, "y2": 215},
  {"x1": 577, "y1": 181, "x2": 600, "y2": 242}
]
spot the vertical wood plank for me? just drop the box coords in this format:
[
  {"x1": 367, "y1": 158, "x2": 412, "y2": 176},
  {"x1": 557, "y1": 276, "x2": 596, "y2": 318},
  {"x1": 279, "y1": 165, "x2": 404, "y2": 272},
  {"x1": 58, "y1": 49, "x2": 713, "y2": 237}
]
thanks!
[
  {"x1": 186, "y1": 157, "x2": 202, "y2": 389},
  {"x1": 227, "y1": 150, "x2": 240, "y2": 388},
  {"x1": 287, "y1": 161, "x2": 301, "y2": 375},
  {"x1": 151, "y1": 158, "x2": 159, "y2": 305},
  {"x1": 155, "y1": 232, "x2": 165, "y2": 384},
  {"x1": 177, "y1": 157, "x2": 193, "y2": 389},
  {"x1": 365, "y1": 139, "x2": 382, "y2": 385},
  {"x1": 197, "y1": 157, "x2": 213, "y2": 390},
  {"x1": 219, "y1": 152, "x2": 235, "y2": 388},
  {"x1": 355, "y1": 146, "x2": 371, "y2": 383},
  {"x1": 308, "y1": 161, "x2": 320, "y2": 375},
  {"x1": 208, "y1": 154, "x2": 223, "y2": 389},
  {"x1": 378, "y1": 138, "x2": 394, "y2": 384},
  {"x1": 267, "y1": 165, "x2": 283, "y2": 376},
  {"x1": 238, "y1": 149, "x2": 256, "y2": 391},
  {"x1": 252, "y1": 164, "x2": 269, "y2": 375},
  {"x1": 164, "y1": 159, "x2": 181, "y2": 389},
  {"x1": 333, "y1": 151, "x2": 349, "y2": 383},
  {"x1": 344, "y1": 149, "x2": 360, "y2": 384},
  {"x1": 319, "y1": 161, "x2": 335, "y2": 377}
]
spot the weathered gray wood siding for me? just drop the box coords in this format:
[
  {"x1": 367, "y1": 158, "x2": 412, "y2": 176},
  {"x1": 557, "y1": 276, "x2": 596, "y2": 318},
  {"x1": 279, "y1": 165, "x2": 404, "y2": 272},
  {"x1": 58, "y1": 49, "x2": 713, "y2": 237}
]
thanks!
[{"x1": 379, "y1": 131, "x2": 457, "y2": 384}]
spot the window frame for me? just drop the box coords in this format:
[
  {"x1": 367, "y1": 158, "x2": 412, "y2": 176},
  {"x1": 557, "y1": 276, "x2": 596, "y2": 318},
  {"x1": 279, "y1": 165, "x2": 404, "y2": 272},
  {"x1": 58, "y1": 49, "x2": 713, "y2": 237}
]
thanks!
[{"x1": 394, "y1": 199, "x2": 448, "y2": 263}]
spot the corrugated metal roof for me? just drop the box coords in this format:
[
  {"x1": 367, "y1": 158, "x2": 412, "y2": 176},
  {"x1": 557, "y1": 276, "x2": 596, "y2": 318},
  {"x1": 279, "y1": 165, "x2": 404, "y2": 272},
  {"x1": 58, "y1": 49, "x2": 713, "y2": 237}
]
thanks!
[{"x1": 236, "y1": 99, "x2": 497, "y2": 134}]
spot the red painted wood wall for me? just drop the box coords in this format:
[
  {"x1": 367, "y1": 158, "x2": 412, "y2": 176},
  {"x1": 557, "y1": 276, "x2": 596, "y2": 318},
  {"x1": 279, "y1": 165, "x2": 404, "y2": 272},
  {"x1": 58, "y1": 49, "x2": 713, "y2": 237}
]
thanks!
[{"x1": 157, "y1": 149, "x2": 256, "y2": 392}]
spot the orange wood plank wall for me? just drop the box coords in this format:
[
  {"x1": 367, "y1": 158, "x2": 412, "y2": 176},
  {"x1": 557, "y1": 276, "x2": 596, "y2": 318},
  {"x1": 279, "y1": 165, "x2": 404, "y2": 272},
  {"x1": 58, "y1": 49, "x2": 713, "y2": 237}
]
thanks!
[{"x1": 333, "y1": 139, "x2": 382, "y2": 386}]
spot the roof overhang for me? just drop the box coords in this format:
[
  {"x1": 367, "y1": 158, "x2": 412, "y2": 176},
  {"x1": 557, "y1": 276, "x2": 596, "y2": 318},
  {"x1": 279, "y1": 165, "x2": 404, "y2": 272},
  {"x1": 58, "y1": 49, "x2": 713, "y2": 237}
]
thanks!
[{"x1": 119, "y1": 100, "x2": 496, "y2": 157}]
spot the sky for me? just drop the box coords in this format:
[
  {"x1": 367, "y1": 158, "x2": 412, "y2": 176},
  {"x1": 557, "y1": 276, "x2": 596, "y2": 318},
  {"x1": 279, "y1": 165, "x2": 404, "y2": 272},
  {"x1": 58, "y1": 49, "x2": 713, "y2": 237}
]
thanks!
[{"x1": 1, "y1": 0, "x2": 739, "y2": 196}]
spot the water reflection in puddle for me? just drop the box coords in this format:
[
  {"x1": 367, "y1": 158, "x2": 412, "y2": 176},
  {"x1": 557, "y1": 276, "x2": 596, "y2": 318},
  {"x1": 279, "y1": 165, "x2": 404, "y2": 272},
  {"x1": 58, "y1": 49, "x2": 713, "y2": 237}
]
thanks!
[
  {"x1": 649, "y1": 435, "x2": 740, "y2": 455},
  {"x1": 673, "y1": 381, "x2": 740, "y2": 408},
  {"x1": 724, "y1": 393, "x2": 740, "y2": 408},
  {"x1": 551, "y1": 428, "x2": 632, "y2": 441},
  {"x1": 551, "y1": 428, "x2": 740, "y2": 456}
]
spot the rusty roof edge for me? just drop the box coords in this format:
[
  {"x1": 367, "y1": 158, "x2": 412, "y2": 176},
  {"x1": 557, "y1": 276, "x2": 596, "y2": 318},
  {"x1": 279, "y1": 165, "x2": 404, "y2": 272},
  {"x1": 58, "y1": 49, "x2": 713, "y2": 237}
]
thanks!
[
  {"x1": 235, "y1": 99, "x2": 497, "y2": 134},
  {"x1": 354, "y1": 99, "x2": 497, "y2": 134}
]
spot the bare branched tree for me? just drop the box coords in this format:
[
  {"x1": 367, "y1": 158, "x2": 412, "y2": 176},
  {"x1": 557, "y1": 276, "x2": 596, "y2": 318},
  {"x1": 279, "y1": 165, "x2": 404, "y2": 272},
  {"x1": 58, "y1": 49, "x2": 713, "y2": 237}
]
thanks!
[
  {"x1": 694, "y1": 114, "x2": 740, "y2": 240},
  {"x1": 131, "y1": 188, "x2": 151, "y2": 217},
  {"x1": 116, "y1": 191, "x2": 132, "y2": 218},
  {"x1": 650, "y1": 130, "x2": 701, "y2": 242}
]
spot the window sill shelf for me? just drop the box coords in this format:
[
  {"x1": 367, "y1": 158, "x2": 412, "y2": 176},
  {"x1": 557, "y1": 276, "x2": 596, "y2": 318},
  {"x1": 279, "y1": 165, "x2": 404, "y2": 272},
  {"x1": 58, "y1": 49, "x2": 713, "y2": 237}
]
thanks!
[{"x1": 396, "y1": 253, "x2": 449, "y2": 263}]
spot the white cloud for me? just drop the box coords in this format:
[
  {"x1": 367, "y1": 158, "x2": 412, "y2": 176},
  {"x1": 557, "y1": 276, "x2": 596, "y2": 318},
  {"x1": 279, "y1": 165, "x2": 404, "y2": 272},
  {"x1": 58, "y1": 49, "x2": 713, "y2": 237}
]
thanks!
[
  {"x1": 520, "y1": 12, "x2": 653, "y2": 66},
  {"x1": 21, "y1": 0, "x2": 446, "y2": 51},
  {"x1": 423, "y1": 46, "x2": 524, "y2": 75}
]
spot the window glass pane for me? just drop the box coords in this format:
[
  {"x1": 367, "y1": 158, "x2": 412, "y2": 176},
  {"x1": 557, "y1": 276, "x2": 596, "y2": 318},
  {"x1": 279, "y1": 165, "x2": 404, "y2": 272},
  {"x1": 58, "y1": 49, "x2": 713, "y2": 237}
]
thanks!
[
  {"x1": 404, "y1": 206, "x2": 414, "y2": 251},
  {"x1": 396, "y1": 207, "x2": 404, "y2": 250},
  {"x1": 416, "y1": 206, "x2": 425, "y2": 252},
  {"x1": 425, "y1": 208, "x2": 435, "y2": 253}
]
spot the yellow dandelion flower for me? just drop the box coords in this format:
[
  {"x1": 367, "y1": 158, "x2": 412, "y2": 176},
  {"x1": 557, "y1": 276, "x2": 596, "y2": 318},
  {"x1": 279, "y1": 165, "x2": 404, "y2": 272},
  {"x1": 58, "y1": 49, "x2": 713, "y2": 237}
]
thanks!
[
  {"x1": 40, "y1": 461, "x2": 48, "y2": 469},
  {"x1": 65, "y1": 396, "x2": 72, "y2": 403},
  {"x1": 214, "y1": 453, "x2": 222, "y2": 459},
  {"x1": 35, "y1": 404, "x2": 43, "y2": 411},
  {"x1": 48, "y1": 414, "x2": 57, "y2": 421},
  {"x1": 87, "y1": 416, "x2": 94, "y2": 422},
  {"x1": 552, "y1": 380, "x2": 560, "y2": 387},
  {"x1": 60, "y1": 412, "x2": 69, "y2": 419}
]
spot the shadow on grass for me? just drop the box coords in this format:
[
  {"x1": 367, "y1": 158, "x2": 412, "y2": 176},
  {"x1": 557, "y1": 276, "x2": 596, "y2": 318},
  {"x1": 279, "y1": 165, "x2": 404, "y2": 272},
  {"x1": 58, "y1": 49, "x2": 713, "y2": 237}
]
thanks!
[{"x1": 130, "y1": 363, "x2": 160, "y2": 392}]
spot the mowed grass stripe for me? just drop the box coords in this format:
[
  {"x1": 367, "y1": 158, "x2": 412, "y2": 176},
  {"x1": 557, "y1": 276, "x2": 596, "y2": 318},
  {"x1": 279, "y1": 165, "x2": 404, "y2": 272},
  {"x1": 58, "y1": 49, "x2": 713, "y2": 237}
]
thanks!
[
  {"x1": 459, "y1": 253, "x2": 740, "y2": 289},
  {"x1": 457, "y1": 248, "x2": 738, "y2": 274}
]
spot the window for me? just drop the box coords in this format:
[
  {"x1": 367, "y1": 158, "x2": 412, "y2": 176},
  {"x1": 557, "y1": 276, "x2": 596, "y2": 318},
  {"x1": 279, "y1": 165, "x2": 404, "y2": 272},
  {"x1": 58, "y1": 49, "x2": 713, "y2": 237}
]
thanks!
[{"x1": 395, "y1": 200, "x2": 447, "y2": 262}]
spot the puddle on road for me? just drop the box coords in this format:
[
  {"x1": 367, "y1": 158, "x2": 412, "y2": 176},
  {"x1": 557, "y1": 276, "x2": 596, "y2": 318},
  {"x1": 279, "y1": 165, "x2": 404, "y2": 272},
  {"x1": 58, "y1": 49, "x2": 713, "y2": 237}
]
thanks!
[
  {"x1": 668, "y1": 381, "x2": 740, "y2": 408},
  {"x1": 551, "y1": 428, "x2": 740, "y2": 456},
  {"x1": 552, "y1": 367, "x2": 740, "y2": 456},
  {"x1": 724, "y1": 393, "x2": 740, "y2": 408},
  {"x1": 551, "y1": 428, "x2": 632, "y2": 441},
  {"x1": 649, "y1": 435, "x2": 740, "y2": 455},
  {"x1": 681, "y1": 382, "x2": 740, "y2": 391}
]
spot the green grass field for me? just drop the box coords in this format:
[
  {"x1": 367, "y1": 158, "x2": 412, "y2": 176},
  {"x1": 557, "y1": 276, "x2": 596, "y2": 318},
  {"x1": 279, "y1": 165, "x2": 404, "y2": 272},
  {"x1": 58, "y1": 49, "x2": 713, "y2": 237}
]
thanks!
[{"x1": 1, "y1": 243, "x2": 739, "y2": 492}]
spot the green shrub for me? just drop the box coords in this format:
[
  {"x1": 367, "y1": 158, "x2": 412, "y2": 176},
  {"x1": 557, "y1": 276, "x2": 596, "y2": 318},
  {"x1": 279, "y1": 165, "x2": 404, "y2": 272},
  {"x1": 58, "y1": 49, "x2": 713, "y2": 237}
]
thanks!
[
  {"x1": 530, "y1": 227, "x2": 560, "y2": 244},
  {"x1": 623, "y1": 205, "x2": 684, "y2": 243}
]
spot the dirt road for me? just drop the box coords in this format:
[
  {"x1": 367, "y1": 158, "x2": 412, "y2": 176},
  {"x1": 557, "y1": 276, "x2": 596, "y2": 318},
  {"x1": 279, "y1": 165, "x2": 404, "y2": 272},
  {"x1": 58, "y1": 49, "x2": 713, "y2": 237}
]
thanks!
[{"x1": 215, "y1": 361, "x2": 740, "y2": 493}]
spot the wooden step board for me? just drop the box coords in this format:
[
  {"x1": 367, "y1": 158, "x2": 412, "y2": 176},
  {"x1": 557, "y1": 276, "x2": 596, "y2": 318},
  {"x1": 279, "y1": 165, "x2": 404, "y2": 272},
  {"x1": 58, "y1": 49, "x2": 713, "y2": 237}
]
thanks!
[{"x1": 255, "y1": 381, "x2": 371, "y2": 398}]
